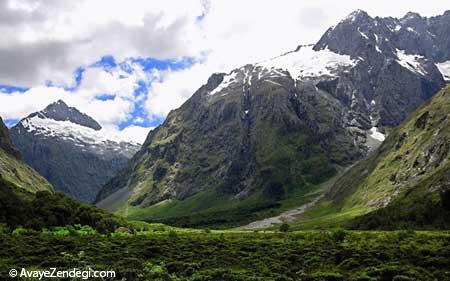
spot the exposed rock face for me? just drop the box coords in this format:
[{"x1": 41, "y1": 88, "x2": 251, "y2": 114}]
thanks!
[
  {"x1": 97, "y1": 10, "x2": 449, "y2": 221},
  {"x1": 315, "y1": 10, "x2": 450, "y2": 62},
  {"x1": 314, "y1": 9, "x2": 447, "y2": 127},
  {"x1": 10, "y1": 100, "x2": 140, "y2": 202}
]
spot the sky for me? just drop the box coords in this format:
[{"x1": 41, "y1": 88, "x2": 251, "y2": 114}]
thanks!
[{"x1": 0, "y1": 0, "x2": 448, "y2": 143}]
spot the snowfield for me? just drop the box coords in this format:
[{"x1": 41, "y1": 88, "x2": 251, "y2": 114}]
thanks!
[{"x1": 20, "y1": 116, "x2": 140, "y2": 149}]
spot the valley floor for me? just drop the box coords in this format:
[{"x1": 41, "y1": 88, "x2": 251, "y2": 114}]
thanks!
[
  {"x1": 1, "y1": 227, "x2": 449, "y2": 280},
  {"x1": 236, "y1": 165, "x2": 353, "y2": 230},
  {"x1": 235, "y1": 194, "x2": 323, "y2": 230}
]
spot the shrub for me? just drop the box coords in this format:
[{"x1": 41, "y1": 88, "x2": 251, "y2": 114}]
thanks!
[
  {"x1": 279, "y1": 223, "x2": 290, "y2": 232},
  {"x1": 311, "y1": 271, "x2": 343, "y2": 281},
  {"x1": 393, "y1": 275, "x2": 413, "y2": 281},
  {"x1": 153, "y1": 225, "x2": 166, "y2": 232},
  {"x1": 397, "y1": 229, "x2": 415, "y2": 240},
  {"x1": 12, "y1": 227, "x2": 35, "y2": 235},
  {"x1": 76, "y1": 225, "x2": 97, "y2": 235},
  {"x1": 52, "y1": 226, "x2": 71, "y2": 237},
  {"x1": 330, "y1": 229, "x2": 347, "y2": 243},
  {"x1": 168, "y1": 230, "x2": 178, "y2": 239},
  {"x1": 0, "y1": 223, "x2": 9, "y2": 234}
]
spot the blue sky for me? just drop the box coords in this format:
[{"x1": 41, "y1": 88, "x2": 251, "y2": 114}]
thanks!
[{"x1": 0, "y1": 55, "x2": 197, "y2": 131}]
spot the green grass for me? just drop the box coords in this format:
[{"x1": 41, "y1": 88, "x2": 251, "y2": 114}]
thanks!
[
  {"x1": 121, "y1": 177, "x2": 333, "y2": 229},
  {"x1": 289, "y1": 201, "x2": 372, "y2": 230},
  {"x1": 1, "y1": 227, "x2": 449, "y2": 280}
]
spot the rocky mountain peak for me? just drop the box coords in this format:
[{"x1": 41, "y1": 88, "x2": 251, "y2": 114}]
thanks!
[
  {"x1": 315, "y1": 10, "x2": 450, "y2": 63},
  {"x1": 342, "y1": 9, "x2": 373, "y2": 24},
  {"x1": 401, "y1": 12, "x2": 423, "y2": 22},
  {"x1": 34, "y1": 99, "x2": 102, "y2": 131}
]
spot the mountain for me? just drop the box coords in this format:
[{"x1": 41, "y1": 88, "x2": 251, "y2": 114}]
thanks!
[
  {"x1": 295, "y1": 85, "x2": 449, "y2": 230},
  {"x1": 97, "y1": 10, "x2": 449, "y2": 228},
  {"x1": 1, "y1": 116, "x2": 126, "y2": 232},
  {"x1": 0, "y1": 117, "x2": 53, "y2": 193},
  {"x1": 314, "y1": 9, "x2": 448, "y2": 127},
  {"x1": 10, "y1": 100, "x2": 140, "y2": 202}
]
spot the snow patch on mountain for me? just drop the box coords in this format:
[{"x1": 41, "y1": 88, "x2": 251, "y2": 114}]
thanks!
[
  {"x1": 210, "y1": 71, "x2": 238, "y2": 96},
  {"x1": 258, "y1": 45, "x2": 356, "y2": 80},
  {"x1": 395, "y1": 49, "x2": 427, "y2": 76},
  {"x1": 369, "y1": 127, "x2": 386, "y2": 141},
  {"x1": 358, "y1": 27, "x2": 369, "y2": 39},
  {"x1": 20, "y1": 116, "x2": 141, "y2": 148},
  {"x1": 436, "y1": 61, "x2": 450, "y2": 80}
]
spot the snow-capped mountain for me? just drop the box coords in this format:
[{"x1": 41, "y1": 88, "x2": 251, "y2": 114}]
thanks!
[
  {"x1": 10, "y1": 100, "x2": 140, "y2": 202},
  {"x1": 96, "y1": 10, "x2": 449, "y2": 226}
]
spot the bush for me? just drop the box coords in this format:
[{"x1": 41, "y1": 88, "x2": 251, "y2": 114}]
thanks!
[
  {"x1": 76, "y1": 225, "x2": 97, "y2": 235},
  {"x1": 168, "y1": 230, "x2": 178, "y2": 239},
  {"x1": 143, "y1": 262, "x2": 172, "y2": 280},
  {"x1": 0, "y1": 223, "x2": 9, "y2": 234},
  {"x1": 52, "y1": 226, "x2": 71, "y2": 237},
  {"x1": 393, "y1": 275, "x2": 413, "y2": 281},
  {"x1": 12, "y1": 227, "x2": 35, "y2": 236},
  {"x1": 311, "y1": 271, "x2": 343, "y2": 281},
  {"x1": 397, "y1": 229, "x2": 415, "y2": 240},
  {"x1": 330, "y1": 229, "x2": 347, "y2": 243},
  {"x1": 279, "y1": 223, "x2": 290, "y2": 232}
]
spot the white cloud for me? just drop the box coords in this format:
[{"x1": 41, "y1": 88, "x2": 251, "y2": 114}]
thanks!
[
  {"x1": 0, "y1": 86, "x2": 68, "y2": 120},
  {"x1": 146, "y1": 63, "x2": 214, "y2": 118},
  {"x1": 1, "y1": 0, "x2": 449, "y2": 136},
  {"x1": 113, "y1": 125, "x2": 153, "y2": 144},
  {"x1": 142, "y1": 0, "x2": 450, "y2": 119},
  {"x1": 0, "y1": 0, "x2": 205, "y2": 87},
  {"x1": 0, "y1": 60, "x2": 157, "y2": 143},
  {"x1": 76, "y1": 60, "x2": 154, "y2": 100}
]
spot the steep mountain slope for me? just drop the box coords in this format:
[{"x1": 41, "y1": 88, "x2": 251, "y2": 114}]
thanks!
[
  {"x1": 98, "y1": 10, "x2": 449, "y2": 227},
  {"x1": 0, "y1": 117, "x2": 53, "y2": 193},
  {"x1": 293, "y1": 86, "x2": 450, "y2": 230},
  {"x1": 0, "y1": 117, "x2": 21, "y2": 160},
  {"x1": 10, "y1": 100, "x2": 140, "y2": 202}
]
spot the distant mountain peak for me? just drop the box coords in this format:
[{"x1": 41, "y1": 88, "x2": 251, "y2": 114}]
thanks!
[
  {"x1": 46, "y1": 99, "x2": 69, "y2": 109},
  {"x1": 402, "y1": 11, "x2": 422, "y2": 20},
  {"x1": 342, "y1": 9, "x2": 372, "y2": 23},
  {"x1": 10, "y1": 101, "x2": 141, "y2": 203},
  {"x1": 30, "y1": 100, "x2": 102, "y2": 131}
]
